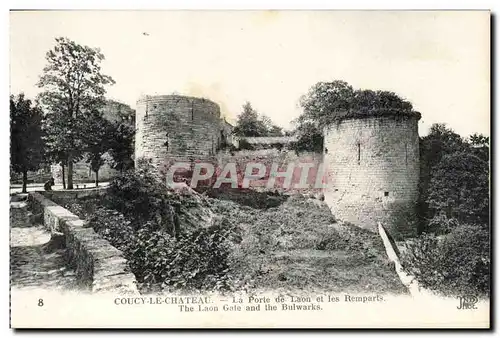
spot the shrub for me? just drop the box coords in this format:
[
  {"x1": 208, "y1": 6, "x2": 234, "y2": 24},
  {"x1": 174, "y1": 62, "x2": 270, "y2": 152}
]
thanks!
[
  {"x1": 83, "y1": 203, "x2": 236, "y2": 292},
  {"x1": 79, "y1": 162, "x2": 239, "y2": 292},
  {"x1": 107, "y1": 158, "x2": 217, "y2": 236},
  {"x1": 401, "y1": 224, "x2": 490, "y2": 297},
  {"x1": 237, "y1": 138, "x2": 254, "y2": 150},
  {"x1": 107, "y1": 160, "x2": 167, "y2": 216},
  {"x1": 88, "y1": 207, "x2": 135, "y2": 252},
  {"x1": 427, "y1": 152, "x2": 489, "y2": 229},
  {"x1": 123, "y1": 218, "x2": 235, "y2": 292}
]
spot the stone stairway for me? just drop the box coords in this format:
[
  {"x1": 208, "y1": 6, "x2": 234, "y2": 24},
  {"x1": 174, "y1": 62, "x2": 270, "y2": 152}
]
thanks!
[{"x1": 10, "y1": 197, "x2": 83, "y2": 291}]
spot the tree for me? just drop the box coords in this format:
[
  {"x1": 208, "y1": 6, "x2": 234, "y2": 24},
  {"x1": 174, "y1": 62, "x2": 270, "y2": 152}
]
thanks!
[
  {"x1": 298, "y1": 80, "x2": 419, "y2": 130},
  {"x1": 82, "y1": 110, "x2": 115, "y2": 187},
  {"x1": 37, "y1": 37, "x2": 115, "y2": 189},
  {"x1": 417, "y1": 124, "x2": 469, "y2": 231},
  {"x1": 108, "y1": 122, "x2": 135, "y2": 173},
  {"x1": 233, "y1": 102, "x2": 284, "y2": 138},
  {"x1": 232, "y1": 102, "x2": 268, "y2": 137},
  {"x1": 298, "y1": 80, "x2": 354, "y2": 129},
  {"x1": 468, "y1": 133, "x2": 490, "y2": 162},
  {"x1": 260, "y1": 114, "x2": 283, "y2": 137},
  {"x1": 291, "y1": 121, "x2": 324, "y2": 153},
  {"x1": 10, "y1": 94, "x2": 45, "y2": 193},
  {"x1": 420, "y1": 124, "x2": 468, "y2": 170},
  {"x1": 427, "y1": 152, "x2": 489, "y2": 230},
  {"x1": 42, "y1": 107, "x2": 72, "y2": 189}
]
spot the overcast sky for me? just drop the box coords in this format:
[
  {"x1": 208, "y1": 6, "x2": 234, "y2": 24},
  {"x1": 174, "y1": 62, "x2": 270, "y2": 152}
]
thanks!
[{"x1": 10, "y1": 10, "x2": 490, "y2": 137}]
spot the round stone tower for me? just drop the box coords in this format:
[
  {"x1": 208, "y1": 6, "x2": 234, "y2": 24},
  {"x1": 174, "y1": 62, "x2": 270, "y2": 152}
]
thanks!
[
  {"x1": 323, "y1": 114, "x2": 421, "y2": 238},
  {"x1": 135, "y1": 95, "x2": 222, "y2": 173}
]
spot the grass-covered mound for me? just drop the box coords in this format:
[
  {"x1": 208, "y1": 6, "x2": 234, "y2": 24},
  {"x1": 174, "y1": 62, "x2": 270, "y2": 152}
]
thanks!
[
  {"x1": 55, "y1": 163, "x2": 406, "y2": 295},
  {"x1": 211, "y1": 194, "x2": 407, "y2": 294}
]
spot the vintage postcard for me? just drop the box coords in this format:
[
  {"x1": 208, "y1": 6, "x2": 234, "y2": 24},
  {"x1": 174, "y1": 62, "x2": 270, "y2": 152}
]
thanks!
[{"x1": 9, "y1": 10, "x2": 491, "y2": 328}]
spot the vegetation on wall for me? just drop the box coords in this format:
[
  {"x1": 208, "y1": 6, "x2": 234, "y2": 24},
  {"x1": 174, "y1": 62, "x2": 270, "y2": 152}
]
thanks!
[
  {"x1": 291, "y1": 80, "x2": 419, "y2": 153},
  {"x1": 298, "y1": 80, "x2": 420, "y2": 130}
]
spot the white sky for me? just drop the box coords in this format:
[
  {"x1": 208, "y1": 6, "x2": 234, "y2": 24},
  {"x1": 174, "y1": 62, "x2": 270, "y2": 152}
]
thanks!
[{"x1": 9, "y1": 10, "x2": 490, "y2": 137}]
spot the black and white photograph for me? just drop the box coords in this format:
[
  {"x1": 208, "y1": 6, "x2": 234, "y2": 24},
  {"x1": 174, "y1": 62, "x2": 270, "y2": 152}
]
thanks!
[{"x1": 8, "y1": 9, "x2": 491, "y2": 328}]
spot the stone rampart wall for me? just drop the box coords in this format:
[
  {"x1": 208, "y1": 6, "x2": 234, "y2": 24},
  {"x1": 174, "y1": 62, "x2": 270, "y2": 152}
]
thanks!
[{"x1": 28, "y1": 192, "x2": 139, "y2": 295}]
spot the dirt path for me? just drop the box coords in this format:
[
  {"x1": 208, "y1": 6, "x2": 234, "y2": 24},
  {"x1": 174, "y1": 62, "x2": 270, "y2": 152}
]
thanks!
[{"x1": 10, "y1": 201, "x2": 81, "y2": 291}]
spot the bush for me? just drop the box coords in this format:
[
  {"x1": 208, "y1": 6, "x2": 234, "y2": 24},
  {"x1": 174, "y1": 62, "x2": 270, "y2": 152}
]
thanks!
[
  {"x1": 199, "y1": 187, "x2": 289, "y2": 209},
  {"x1": 105, "y1": 159, "x2": 183, "y2": 236},
  {"x1": 83, "y1": 203, "x2": 237, "y2": 292},
  {"x1": 237, "y1": 138, "x2": 254, "y2": 150},
  {"x1": 401, "y1": 224, "x2": 490, "y2": 297},
  {"x1": 74, "y1": 161, "x2": 239, "y2": 292},
  {"x1": 126, "y1": 219, "x2": 235, "y2": 292},
  {"x1": 426, "y1": 152, "x2": 489, "y2": 230},
  {"x1": 88, "y1": 207, "x2": 135, "y2": 252}
]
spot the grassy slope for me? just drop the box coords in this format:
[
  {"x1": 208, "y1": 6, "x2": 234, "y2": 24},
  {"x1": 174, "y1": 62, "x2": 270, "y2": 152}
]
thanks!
[
  {"x1": 208, "y1": 192, "x2": 408, "y2": 295},
  {"x1": 53, "y1": 188, "x2": 407, "y2": 295}
]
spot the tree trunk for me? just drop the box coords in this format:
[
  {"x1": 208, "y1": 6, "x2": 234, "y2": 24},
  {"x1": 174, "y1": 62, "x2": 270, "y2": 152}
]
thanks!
[
  {"x1": 61, "y1": 162, "x2": 66, "y2": 190},
  {"x1": 94, "y1": 169, "x2": 99, "y2": 187},
  {"x1": 22, "y1": 170, "x2": 28, "y2": 193},
  {"x1": 67, "y1": 156, "x2": 74, "y2": 190}
]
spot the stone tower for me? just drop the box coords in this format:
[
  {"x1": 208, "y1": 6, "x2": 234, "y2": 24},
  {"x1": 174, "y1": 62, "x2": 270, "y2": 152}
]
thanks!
[
  {"x1": 323, "y1": 113, "x2": 421, "y2": 238},
  {"x1": 135, "y1": 95, "x2": 222, "y2": 173}
]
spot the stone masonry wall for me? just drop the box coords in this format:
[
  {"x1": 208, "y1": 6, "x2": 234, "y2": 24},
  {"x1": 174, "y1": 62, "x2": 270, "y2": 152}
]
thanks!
[
  {"x1": 28, "y1": 192, "x2": 139, "y2": 294},
  {"x1": 135, "y1": 95, "x2": 222, "y2": 174},
  {"x1": 216, "y1": 150, "x2": 325, "y2": 195},
  {"x1": 42, "y1": 187, "x2": 109, "y2": 206},
  {"x1": 323, "y1": 116, "x2": 420, "y2": 238}
]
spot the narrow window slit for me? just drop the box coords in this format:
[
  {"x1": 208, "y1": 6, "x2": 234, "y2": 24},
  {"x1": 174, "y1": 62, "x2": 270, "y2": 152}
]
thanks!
[
  {"x1": 357, "y1": 142, "x2": 361, "y2": 165},
  {"x1": 405, "y1": 143, "x2": 408, "y2": 165}
]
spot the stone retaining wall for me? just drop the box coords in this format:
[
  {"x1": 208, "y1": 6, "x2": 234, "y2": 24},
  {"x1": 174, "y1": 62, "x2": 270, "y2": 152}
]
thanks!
[
  {"x1": 217, "y1": 150, "x2": 325, "y2": 195},
  {"x1": 42, "y1": 187, "x2": 109, "y2": 206},
  {"x1": 28, "y1": 192, "x2": 139, "y2": 295}
]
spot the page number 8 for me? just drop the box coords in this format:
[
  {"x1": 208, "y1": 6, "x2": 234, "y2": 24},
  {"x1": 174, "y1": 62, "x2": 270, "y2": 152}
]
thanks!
[{"x1": 38, "y1": 299, "x2": 44, "y2": 307}]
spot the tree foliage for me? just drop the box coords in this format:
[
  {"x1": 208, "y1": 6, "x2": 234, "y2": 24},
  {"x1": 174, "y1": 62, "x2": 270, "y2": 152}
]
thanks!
[
  {"x1": 10, "y1": 94, "x2": 45, "y2": 192},
  {"x1": 469, "y1": 133, "x2": 490, "y2": 162},
  {"x1": 107, "y1": 122, "x2": 135, "y2": 172},
  {"x1": 298, "y1": 80, "x2": 420, "y2": 129},
  {"x1": 290, "y1": 121, "x2": 324, "y2": 153},
  {"x1": 233, "y1": 102, "x2": 283, "y2": 137},
  {"x1": 260, "y1": 114, "x2": 284, "y2": 136},
  {"x1": 417, "y1": 124, "x2": 490, "y2": 233},
  {"x1": 401, "y1": 224, "x2": 490, "y2": 296},
  {"x1": 37, "y1": 37, "x2": 115, "y2": 189},
  {"x1": 81, "y1": 110, "x2": 115, "y2": 186},
  {"x1": 427, "y1": 152, "x2": 489, "y2": 229},
  {"x1": 417, "y1": 123, "x2": 469, "y2": 230}
]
